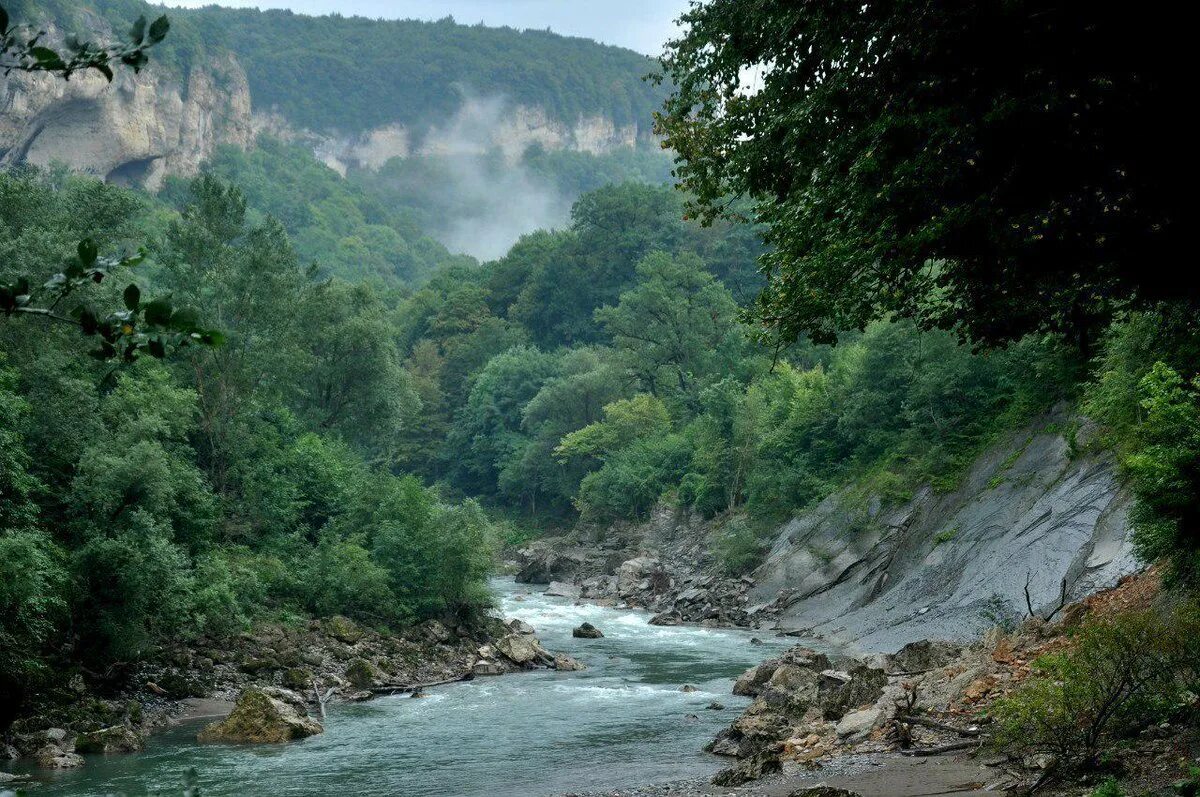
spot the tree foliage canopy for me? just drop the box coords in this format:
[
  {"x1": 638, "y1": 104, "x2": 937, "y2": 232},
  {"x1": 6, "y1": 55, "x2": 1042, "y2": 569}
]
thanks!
[{"x1": 655, "y1": 0, "x2": 1186, "y2": 348}]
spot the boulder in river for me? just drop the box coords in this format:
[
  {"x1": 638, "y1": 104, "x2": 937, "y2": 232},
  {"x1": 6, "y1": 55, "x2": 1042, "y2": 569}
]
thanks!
[
  {"x1": 197, "y1": 687, "x2": 323, "y2": 744},
  {"x1": 75, "y1": 725, "x2": 144, "y2": 754},
  {"x1": 472, "y1": 659, "x2": 506, "y2": 676},
  {"x1": 507, "y1": 618, "x2": 536, "y2": 635},
  {"x1": 545, "y1": 581, "x2": 581, "y2": 599},
  {"x1": 494, "y1": 632, "x2": 550, "y2": 665},
  {"x1": 34, "y1": 744, "x2": 84, "y2": 769},
  {"x1": 553, "y1": 653, "x2": 586, "y2": 671},
  {"x1": 572, "y1": 622, "x2": 604, "y2": 639}
]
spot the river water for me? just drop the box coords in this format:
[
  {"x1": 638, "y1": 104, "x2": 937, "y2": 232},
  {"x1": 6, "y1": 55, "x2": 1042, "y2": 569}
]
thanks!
[{"x1": 15, "y1": 578, "x2": 793, "y2": 797}]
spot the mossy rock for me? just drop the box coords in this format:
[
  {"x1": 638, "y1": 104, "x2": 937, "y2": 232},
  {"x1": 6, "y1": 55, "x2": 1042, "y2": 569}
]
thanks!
[
  {"x1": 344, "y1": 658, "x2": 381, "y2": 689},
  {"x1": 323, "y1": 616, "x2": 363, "y2": 644},
  {"x1": 282, "y1": 667, "x2": 314, "y2": 691},
  {"x1": 76, "y1": 725, "x2": 144, "y2": 754},
  {"x1": 197, "y1": 688, "x2": 322, "y2": 744}
]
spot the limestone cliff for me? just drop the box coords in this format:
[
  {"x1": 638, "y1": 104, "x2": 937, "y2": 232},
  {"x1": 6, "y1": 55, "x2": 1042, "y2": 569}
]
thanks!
[
  {"x1": 2, "y1": 48, "x2": 649, "y2": 187},
  {"x1": 0, "y1": 54, "x2": 253, "y2": 190}
]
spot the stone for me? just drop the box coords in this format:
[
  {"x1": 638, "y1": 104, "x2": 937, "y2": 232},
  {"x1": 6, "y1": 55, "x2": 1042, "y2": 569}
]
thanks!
[
  {"x1": 553, "y1": 653, "x2": 587, "y2": 671},
  {"x1": 680, "y1": 684, "x2": 698, "y2": 692},
  {"x1": 835, "y1": 707, "x2": 882, "y2": 738},
  {"x1": 197, "y1": 687, "x2": 323, "y2": 744},
  {"x1": 344, "y1": 658, "x2": 381, "y2": 689},
  {"x1": 43, "y1": 728, "x2": 68, "y2": 745},
  {"x1": 733, "y1": 662, "x2": 777, "y2": 697},
  {"x1": 494, "y1": 632, "x2": 549, "y2": 665},
  {"x1": 648, "y1": 610, "x2": 683, "y2": 626},
  {"x1": 282, "y1": 667, "x2": 314, "y2": 692},
  {"x1": 75, "y1": 725, "x2": 144, "y2": 754},
  {"x1": 707, "y1": 702, "x2": 726, "y2": 710},
  {"x1": 787, "y1": 787, "x2": 863, "y2": 797},
  {"x1": 323, "y1": 615, "x2": 363, "y2": 644},
  {"x1": 816, "y1": 663, "x2": 887, "y2": 720},
  {"x1": 572, "y1": 622, "x2": 604, "y2": 639},
  {"x1": 545, "y1": 581, "x2": 581, "y2": 599},
  {"x1": 472, "y1": 660, "x2": 506, "y2": 676},
  {"x1": 711, "y1": 751, "x2": 781, "y2": 786},
  {"x1": 34, "y1": 745, "x2": 84, "y2": 769},
  {"x1": 507, "y1": 618, "x2": 536, "y2": 635}
]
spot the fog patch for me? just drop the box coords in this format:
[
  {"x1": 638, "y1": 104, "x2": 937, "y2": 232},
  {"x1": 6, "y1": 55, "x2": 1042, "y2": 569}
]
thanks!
[{"x1": 415, "y1": 94, "x2": 572, "y2": 261}]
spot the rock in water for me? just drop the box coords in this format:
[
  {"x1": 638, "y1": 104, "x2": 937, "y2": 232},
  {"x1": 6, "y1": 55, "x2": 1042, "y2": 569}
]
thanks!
[
  {"x1": 494, "y1": 632, "x2": 550, "y2": 665},
  {"x1": 34, "y1": 745, "x2": 84, "y2": 769},
  {"x1": 197, "y1": 687, "x2": 323, "y2": 744},
  {"x1": 75, "y1": 725, "x2": 144, "y2": 754},
  {"x1": 572, "y1": 622, "x2": 604, "y2": 639},
  {"x1": 545, "y1": 581, "x2": 581, "y2": 599},
  {"x1": 553, "y1": 653, "x2": 587, "y2": 671},
  {"x1": 344, "y1": 658, "x2": 382, "y2": 689},
  {"x1": 788, "y1": 788, "x2": 864, "y2": 797}
]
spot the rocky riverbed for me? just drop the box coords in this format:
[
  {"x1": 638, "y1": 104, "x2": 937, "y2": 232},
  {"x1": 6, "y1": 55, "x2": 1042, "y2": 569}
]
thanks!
[{"x1": 1, "y1": 608, "x2": 581, "y2": 775}]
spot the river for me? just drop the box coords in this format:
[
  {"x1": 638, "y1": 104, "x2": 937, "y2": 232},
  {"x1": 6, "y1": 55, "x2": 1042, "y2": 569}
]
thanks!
[{"x1": 14, "y1": 578, "x2": 794, "y2": 797}]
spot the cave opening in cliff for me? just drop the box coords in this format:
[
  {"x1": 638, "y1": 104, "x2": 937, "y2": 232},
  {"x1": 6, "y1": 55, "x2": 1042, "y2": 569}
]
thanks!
[{"x1": 106, "y1": 157, "x2": 161, "y2": 188}]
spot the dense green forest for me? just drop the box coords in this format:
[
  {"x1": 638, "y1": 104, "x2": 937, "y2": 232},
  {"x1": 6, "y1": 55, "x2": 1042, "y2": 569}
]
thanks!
[
  {"x1": 2, "y1": 4, "x2": 1197, "y2": 784},
  {"x1": 7, "y1": 0, "x2": 666, "y2": 134}
]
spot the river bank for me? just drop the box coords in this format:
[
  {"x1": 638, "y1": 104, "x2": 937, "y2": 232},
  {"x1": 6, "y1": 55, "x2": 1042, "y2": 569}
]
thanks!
[
  {"x1": 3, "y1": 580, "x2": 797, "y2": 796},
  {"x1": 1, "y1": 593, "x2": 584, "y2": 776}
]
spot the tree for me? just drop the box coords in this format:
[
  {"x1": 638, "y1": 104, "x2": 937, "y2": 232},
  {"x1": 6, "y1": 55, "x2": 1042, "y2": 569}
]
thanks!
[
  {"x1": 596, "y1": 251, "x2": 741, "y2": 405},
  {"x1": 656, "y1": 1, "x2": 1186, "y2": 349}
]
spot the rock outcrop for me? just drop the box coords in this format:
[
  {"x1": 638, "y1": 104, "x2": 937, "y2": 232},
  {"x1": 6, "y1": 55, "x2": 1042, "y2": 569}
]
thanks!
[
  {"x1": 1, "y1": 44, "x2": 252, "y2": 190},
  {"x1": 196, "y1": 687, "x2": 323, "y2": 744},
  {"x1": 754, "y1": 413, "x2": 1138, "y2": 650}
]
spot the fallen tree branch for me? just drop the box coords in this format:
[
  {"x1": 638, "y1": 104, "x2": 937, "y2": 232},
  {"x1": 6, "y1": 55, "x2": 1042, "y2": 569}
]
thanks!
[
  {"x1": 896, "y1": 715, "x2": 982, "y2": 737},
  {"x1": 899, "y1": 740, "x2": 980, "y2": 757},
  {"x1": 368, "y1": 671, "x2": 475, "y2": 695},
  {"x1": 311, "y1": 678, "x2": 335, "y2": 719}
]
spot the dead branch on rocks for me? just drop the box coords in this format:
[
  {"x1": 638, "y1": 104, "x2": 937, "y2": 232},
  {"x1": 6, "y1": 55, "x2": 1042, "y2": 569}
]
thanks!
[
  {"x1": 311, "y1": 678, "x2": 335, "y2": 719},
  {"x1": 898, "y1": 740, "x2": 981, "y2": 757},
  {"x1": 895, "y1": 714, "x2": 982, "y2": 737},
  {"x1": 368, "y1": 671, "x2": 474, "y2": 695}
]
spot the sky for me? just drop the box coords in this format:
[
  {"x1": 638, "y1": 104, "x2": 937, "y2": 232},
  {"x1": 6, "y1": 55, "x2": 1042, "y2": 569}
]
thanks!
[{"x1": 163, "y1": 1, "x2": 690, "y2": 56}]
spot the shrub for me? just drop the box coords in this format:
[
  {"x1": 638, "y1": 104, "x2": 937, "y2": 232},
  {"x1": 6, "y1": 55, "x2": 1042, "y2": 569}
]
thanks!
[
  {"x1": 992, "y1": 606, "x2": 1199, "y2": 768},
  {"x1": 715, "y1": 517, "x2": 769, "y2": 575}
]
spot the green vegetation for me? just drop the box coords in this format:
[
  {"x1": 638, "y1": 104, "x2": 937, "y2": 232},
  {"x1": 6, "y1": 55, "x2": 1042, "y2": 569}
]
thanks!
[
  {"x1": 657, "y1": 1, "x2": 1183, "y2": 352},
  {"x1": 992, "y1": 604, "x2": 1200, "y2": 770},
  {"x1": 0, "y1": 168, "x2": 494, "y2": 728}
]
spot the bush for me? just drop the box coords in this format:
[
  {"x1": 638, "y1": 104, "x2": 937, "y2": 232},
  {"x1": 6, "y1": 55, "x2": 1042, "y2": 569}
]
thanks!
[
  {"x1": 715, "y1": 518, "x2": 769, "y2": 575},
  {"x1": 992, "y1": 606, "x2": 1199, "y2": 767}
]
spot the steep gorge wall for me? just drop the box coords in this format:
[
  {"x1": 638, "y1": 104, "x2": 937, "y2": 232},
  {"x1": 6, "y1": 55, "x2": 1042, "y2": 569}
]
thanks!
[
  {"x1": 0, "y1": 54, "x2": 253, "y2": 190},
  {"x1": 752, "y1": 413, "x2": 1137, "y2": 651},
  {"x1": 535, "y1": 412, "x2": 1140, "y2": 654},
  {"x1": 1, "y1": 47, "x2": 649, "y2": 187}
]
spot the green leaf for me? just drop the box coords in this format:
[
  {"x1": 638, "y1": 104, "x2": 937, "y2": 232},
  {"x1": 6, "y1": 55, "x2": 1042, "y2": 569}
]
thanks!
[
  {"x1": 95, "y1": 61, "x2": 114, "y2": 82},
  {"x1": 143, "y1": 296, "x2": 173, "y2": 326},
  {"x1": 123, "y1": 283, "x2": 140, "y2": 311},
  {"x1": 77, "y1": 239, "x2": 98, "y2": 266},
  {"x1": 147, "y1": 337, "x2": 166, "y2": 359},
  {"x1": 129, "y1": 16, "x2": 146, "y2": 45},
  {"x1": 77, "y1": 307, "x2": 98, "y2": 335},
  {"x1": 148, "y1": 15, "x2": 170, "y2": 44},
  {"x1": 170, "y1": 307, "x2": 199, "y2": 330},
  {"x1": 1, "y1": 8, "x2": 10, "y2": 35}
]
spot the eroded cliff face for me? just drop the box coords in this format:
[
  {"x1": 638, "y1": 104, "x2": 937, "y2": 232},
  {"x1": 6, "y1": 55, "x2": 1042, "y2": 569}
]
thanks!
[
  {"x1": 1, "y1": 43, "x2": 647, "y2": 187},
  {"x1": 306, "y1": 101, "x2": 646, "y2": 176},
  {"x1": 0, "y1": 55, "x2": 253, "y2": 190},
  {"x1": 752, "y1": 413, "x2": 1137, "y2": 651}
]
